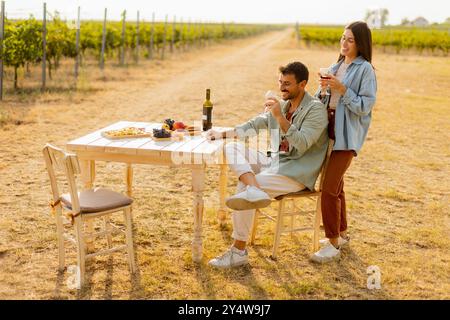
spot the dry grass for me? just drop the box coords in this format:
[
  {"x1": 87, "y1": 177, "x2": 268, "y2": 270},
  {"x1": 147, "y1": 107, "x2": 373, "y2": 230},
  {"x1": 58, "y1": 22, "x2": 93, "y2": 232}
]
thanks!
[{"x1": 0, "y1": 29, "x2": 449, "y2": 300}]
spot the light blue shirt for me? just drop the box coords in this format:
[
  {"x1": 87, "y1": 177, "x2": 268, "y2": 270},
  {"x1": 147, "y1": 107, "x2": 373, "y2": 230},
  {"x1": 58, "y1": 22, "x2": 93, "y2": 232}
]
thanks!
[
  {"x1": 235, "y1": 92, "x2": 328, "y2": 190},
  {"x1": 316, "y1": 56, "x2": 377, "y2": 155}
]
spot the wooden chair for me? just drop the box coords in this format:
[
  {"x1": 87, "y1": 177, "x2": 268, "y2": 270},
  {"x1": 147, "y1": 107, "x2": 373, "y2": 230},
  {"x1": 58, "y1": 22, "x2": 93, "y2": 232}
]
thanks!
[
  {"x1": 43, "y1": 144, "x2": 136, "y2": 288},
  {"x1": 249, "y1": 141, "x2": 333, "y2": 259}
]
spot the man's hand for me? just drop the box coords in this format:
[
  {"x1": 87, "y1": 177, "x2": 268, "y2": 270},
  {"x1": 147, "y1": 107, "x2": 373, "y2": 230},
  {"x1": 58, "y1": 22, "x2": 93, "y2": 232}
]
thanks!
[
  {"x1": 205, "y1": 129, "x2": 224, "y2": 141},
  {"x1": 265, "y1": 97, "x2": 283, "y2": 120},
  {"x1": 265, "y1": 97, "x2": 291, "y2": 133}
]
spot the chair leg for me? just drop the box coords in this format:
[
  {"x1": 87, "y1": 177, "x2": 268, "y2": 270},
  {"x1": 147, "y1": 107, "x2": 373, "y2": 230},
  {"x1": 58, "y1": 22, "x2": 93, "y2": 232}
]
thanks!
[
  {"x1": 104, "y1": 216, "x2": 113, "y2": 248},
  {"x1": 313, "y1": 194, "x2": 322, "y2": 252},
  {"x1": 271, "y1": 200, "x2": 285, "y2": 259},
  {"x1": 55, "y1": 206, "x2": 65, "y2": 271},
  {"x1": 85, "y1": 220, "x2": 95, "y2": 253},
  {"x1": 123, "y1": 207, "x2": 136, "y2": 273},
  {"x1": 249, "y1": 209, "x2": 260, "y2": 245},
  {"x1": 289, "y1": 199, "x2": 295, "y2": 237},
  {"x1": 74, "y1": 216, "x2": 86, "y2": 288}
]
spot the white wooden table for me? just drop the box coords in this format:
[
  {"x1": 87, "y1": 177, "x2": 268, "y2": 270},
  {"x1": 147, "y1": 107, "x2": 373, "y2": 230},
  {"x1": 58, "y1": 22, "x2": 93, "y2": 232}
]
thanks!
[{"x1": 67, "y1": 121, "x2": 232, "y2": 262}]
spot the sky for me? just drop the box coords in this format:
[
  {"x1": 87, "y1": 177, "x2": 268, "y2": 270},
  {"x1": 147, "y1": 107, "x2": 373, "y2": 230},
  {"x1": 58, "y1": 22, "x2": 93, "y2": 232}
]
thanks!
[{"x1": 5, "y1": 0, "x2": 450, "y2": 25}]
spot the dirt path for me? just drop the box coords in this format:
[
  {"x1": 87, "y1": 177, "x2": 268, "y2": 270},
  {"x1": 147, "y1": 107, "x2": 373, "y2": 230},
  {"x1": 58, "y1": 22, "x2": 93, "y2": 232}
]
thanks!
[{"x1": 0, "y1": 28, "x2": 449, "y2": 299}]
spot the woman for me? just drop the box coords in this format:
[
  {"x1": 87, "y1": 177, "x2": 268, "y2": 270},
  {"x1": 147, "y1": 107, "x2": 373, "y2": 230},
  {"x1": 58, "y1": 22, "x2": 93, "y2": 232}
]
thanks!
[{"x1": 311, "y1": 21, "x2": 377, "y2": 263}]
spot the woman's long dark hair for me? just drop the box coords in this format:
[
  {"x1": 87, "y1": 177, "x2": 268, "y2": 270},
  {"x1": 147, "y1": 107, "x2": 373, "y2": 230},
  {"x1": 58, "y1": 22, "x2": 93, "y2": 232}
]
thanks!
[{"x1": 338, "y1": 21, "x2": 373, "y2": 64}]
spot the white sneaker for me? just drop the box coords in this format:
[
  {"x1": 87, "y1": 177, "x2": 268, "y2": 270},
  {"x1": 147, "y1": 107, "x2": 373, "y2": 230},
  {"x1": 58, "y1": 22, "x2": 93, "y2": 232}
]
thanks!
[
  {"x1": 310, "y1": 243, "x2": 341, "y2": 263},
  {"x1": 208, "y1": 246, "x2": 249, "y2": 268},
  {"x1": 225, "y1": 185, "x2": 271, "y2": 210},
  {"x1": 319, "y1": 236, "x2": 350, "y2": 248}
]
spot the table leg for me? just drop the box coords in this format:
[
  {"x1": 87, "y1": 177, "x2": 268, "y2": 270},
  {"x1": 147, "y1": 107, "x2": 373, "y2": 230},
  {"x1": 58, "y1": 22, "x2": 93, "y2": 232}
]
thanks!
[
  {"x1": 217, "y1": 164, "x2": 228, "y2": 225},
  {"x1": 126, "y1": 164, "x2": 133, "y2": 198},
  {"x1": 80, "y1": 160, "x2": 95, "y2": 252},
  {"x1": 191, "y1": 165, "x2": 205, "y2": 263}
]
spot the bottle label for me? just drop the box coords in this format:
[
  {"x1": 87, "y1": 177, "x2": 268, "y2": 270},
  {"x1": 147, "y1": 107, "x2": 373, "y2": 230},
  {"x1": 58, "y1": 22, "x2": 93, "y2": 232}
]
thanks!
[{"x1": 202, "y1": 107, "x2": 212, "y2": 131}]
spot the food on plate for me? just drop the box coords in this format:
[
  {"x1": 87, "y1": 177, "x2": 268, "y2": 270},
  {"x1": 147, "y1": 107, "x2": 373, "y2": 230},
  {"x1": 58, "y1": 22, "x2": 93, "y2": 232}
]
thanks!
[
  {"x1": 184, "y1": 125, "x2": 200, "y2": 135},
  {"x1": 164, "y1": 118, "x2": 175, "y2": 130},
  {"x1": 159, "y1": 119, "x2": 195, "y2": 136},
  {"x1": 172, "y1": 121, "x2": 187, "y2": 130},
  {"x1": 103, "y1": 127, "x2": 147, "y2": 137},
  {"x1": 153, "y1": 128, "x2": 172, "y2": 138},
  {"x1": 171, "y1": 131, "x2": 185, "y2": 141}
]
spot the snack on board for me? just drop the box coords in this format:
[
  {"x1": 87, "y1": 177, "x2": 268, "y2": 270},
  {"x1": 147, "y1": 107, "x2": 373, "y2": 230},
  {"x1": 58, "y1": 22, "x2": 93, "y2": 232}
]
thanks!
[
  {"x1": 186, "y1": 125, "x2": 201, "y2": 136},
  {"x1": 152, "y1": 128, "x2": 172, "y2": 139},
  {"x1": 164, "y1": 118, "x2": 187, "y2": 130},
  {"x1": 162, "y1": 123, "x2": 171, "y2": 131},
  {"x1": 102, "y1": 127, "x2": 150, "y2": 139},
  {"x1": 153, "y1": 119, "x2": 199, "y2": 139},
  {"x1": 164, "y1": 118, "x2": 176, "y2": 130},
  {"x1": 171, "y1": 131, "x2": 185, "y2": 141},
  {"x1": 173, "y1": 121, "x2": 187, "y2": 130}
]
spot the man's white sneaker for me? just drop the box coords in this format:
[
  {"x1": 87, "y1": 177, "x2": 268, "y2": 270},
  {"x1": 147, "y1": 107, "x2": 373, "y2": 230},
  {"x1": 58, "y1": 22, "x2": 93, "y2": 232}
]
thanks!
[
  {"x1": 208, "y1": 247, "x2": 249, "y2": 268},
  {"x1": 225, "y1": 185, "x2": 271, "y2": 210},
  {"x1": 319, "y1": 236, "x2": 350, "y2": 248},
  {"x1": 310, "y1": 243, "x2": 341, "y2": 263}
]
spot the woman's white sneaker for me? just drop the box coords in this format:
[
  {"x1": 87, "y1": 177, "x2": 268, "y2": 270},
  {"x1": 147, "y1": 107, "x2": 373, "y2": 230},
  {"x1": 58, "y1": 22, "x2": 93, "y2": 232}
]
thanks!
[
  {"x1": 310, "y1": 243, "x2": 341, "y2": 263},
  {"x1": 319, "y1": 236, "x2": 350, "y2": 248},
  {"x1": 225, "y1": 185, "x2": 271, "y2": 210},
  {"x1": 208, "y1": 247, "x2": 249, "y2": 268}
]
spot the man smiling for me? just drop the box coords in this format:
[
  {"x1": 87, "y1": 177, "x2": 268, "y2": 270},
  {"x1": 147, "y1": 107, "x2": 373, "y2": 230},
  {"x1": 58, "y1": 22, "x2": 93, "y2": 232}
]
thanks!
[{"x1": 206, "y1": 61, "x2": 329, "y2": 268}]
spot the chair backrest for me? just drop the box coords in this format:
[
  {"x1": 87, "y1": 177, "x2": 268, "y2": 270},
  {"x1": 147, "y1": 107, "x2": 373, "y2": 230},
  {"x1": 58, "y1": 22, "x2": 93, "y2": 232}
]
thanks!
[
  {"x1": 316, "y1": 140, "x2": 334, "y2": 192},
  {"x1": 42, "y1": 144, "x2": 82, "y2": 213}
]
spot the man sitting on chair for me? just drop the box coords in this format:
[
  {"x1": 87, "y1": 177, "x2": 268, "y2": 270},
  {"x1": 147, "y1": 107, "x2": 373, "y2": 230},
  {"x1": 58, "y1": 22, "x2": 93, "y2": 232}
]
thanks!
[{"x1": 205, "y1": 61, "x2": 329, "y2": 268}]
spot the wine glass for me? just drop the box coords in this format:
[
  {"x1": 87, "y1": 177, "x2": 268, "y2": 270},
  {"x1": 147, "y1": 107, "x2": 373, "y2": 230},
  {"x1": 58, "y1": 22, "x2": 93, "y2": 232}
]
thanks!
[
  {"x1": 264, "y1": 90, "x2": 289, "y2": 155},
  {"x1": 319, "y1": 67, "x2": 331, "y2": 96},
  {"x1": 264, "y1": 90, "x2": 281, "y2": 112}
]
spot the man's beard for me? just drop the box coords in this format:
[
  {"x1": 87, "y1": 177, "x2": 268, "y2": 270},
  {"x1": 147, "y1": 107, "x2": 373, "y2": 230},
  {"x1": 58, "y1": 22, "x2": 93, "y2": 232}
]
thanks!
[{"x1": 282, "y1": 91, "x2": 295, "y2": 100}]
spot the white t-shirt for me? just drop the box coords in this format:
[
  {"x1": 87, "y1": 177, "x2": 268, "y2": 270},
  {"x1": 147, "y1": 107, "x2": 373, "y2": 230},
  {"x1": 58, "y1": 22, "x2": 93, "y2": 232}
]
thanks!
[{"x1": 329, "y1": 62, "x2": 350, "y2": 109}]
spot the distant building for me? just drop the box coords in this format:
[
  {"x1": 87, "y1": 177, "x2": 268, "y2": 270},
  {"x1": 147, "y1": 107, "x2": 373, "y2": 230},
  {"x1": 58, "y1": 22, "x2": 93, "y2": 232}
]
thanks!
[
  {"x1": 402, "y1": 17, "x2": 430, "y2": 27},
  {"x1": 411, "y1": 17, "x2": 429, "y2": 27}
]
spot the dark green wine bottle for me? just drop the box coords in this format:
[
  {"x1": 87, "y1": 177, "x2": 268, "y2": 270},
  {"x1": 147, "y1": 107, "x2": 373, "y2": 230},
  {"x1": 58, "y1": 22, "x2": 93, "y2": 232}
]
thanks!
[{"x1": 202, "y1": 89, "x2": 213, "y2": 131}]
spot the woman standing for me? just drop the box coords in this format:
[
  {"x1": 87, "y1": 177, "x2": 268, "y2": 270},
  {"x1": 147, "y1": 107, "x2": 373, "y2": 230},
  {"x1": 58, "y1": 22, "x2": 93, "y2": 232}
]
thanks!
[{"x1": 311, "y1": 21, "x2": 377, "y2": 263}]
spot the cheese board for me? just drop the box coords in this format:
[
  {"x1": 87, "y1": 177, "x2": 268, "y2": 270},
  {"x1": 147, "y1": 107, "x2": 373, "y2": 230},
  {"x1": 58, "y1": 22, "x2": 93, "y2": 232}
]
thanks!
[{"x1": 101, "y1": 127, "x2": 152, "y2": 139}]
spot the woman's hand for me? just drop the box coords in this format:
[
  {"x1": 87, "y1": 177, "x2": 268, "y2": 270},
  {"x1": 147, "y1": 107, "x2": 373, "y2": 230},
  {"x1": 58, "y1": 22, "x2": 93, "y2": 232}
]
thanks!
[
  {"x1": 318, "y1": 72, "x2": 328, "y2": 88},
  {"x1": 320, "y1": 74, "x2": 347, "y2": 96}
]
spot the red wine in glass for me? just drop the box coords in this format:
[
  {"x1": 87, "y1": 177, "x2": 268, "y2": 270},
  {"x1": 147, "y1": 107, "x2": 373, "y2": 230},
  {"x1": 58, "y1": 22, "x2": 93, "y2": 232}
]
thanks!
[{"x1": 319, "y1": 68, "x2": 331, "y2": 95}]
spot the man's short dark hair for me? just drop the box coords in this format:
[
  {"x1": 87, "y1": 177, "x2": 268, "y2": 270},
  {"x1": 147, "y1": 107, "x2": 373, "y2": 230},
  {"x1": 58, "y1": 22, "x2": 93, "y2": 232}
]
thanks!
[{"x1": 279, "y1": 62, "x2": 309, "y2": 84}]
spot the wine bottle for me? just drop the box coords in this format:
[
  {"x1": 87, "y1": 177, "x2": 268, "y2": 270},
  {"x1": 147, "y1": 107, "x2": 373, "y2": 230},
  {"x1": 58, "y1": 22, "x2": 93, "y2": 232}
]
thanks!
[{"x1": 202, "y1": 88, "x2": 213, "y2": 131}]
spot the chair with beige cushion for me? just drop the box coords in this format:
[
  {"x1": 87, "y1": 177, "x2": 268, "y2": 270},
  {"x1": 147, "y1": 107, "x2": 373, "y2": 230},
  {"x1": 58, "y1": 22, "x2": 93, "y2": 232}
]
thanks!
[
  {"x1": 43, "y1": 144, "x2": 136, "y2": 287},
  {"x1": 249, "y1": 141, "x2": 333, "y2": 259}
]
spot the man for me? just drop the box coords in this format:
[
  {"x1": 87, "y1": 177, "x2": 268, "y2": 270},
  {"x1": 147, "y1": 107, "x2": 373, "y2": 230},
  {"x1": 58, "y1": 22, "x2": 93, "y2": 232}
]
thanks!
[{"x1": 206, "y1": 61, "x2": 328, "y2": 268}]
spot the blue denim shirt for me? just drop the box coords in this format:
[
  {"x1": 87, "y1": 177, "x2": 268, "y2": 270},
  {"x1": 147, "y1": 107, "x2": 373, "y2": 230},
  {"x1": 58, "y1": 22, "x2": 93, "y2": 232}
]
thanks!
[{"x1": 316, "y1": 56, "x2": 377, "y2": 155}]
